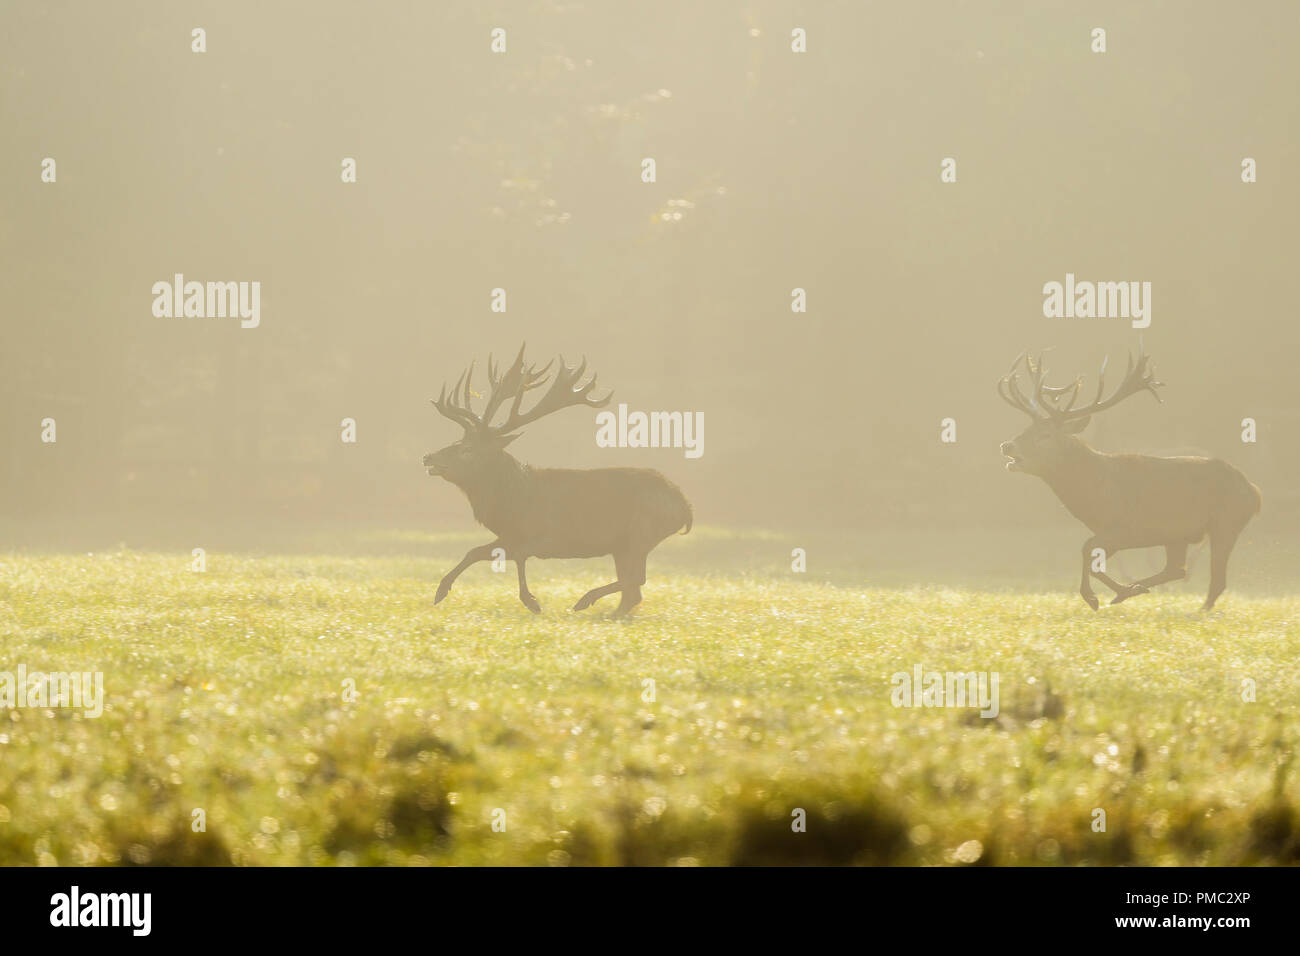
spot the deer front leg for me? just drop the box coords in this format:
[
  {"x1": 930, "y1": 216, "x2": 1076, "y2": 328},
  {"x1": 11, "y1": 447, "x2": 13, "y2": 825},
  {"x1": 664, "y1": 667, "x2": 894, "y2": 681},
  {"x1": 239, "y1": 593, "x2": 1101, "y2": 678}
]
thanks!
[
  {"x1": 516, "y1": 558, "x2": 541, "y2": 614},
  {"x1": 1080, "y1": 537, "x2": 1103, "y2": 610},
  {"x1": 1082, "y1": 535, "x2": 1148, "y2": 607},
  {"x1": 434, "y1": 540, "x2": 501, "y2": 605}
]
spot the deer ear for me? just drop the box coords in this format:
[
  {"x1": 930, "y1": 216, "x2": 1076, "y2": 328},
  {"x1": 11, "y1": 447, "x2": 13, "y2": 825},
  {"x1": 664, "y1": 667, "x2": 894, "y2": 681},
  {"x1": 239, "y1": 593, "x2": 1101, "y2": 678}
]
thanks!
[
  {"x1": 1064, "y1": 416, "x2": 1091, "y2": 434},
  {"x1": 495, "y1": 432, "x2": 522, "y2": 448}
]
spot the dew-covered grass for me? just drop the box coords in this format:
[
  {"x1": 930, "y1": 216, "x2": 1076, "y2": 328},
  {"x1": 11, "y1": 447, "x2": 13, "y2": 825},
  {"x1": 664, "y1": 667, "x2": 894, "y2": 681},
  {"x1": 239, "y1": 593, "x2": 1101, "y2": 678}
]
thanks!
[{"x1": 0, "y1": 541, "x2": 1297, "y2": 865}]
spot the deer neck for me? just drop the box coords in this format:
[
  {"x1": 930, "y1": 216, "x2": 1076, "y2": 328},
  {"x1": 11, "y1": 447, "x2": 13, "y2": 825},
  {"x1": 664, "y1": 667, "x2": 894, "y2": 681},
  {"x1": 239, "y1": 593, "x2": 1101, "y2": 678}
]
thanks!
[
  {"x1": 1037, "y1": 439, "x2": 1113, "y2": 528},
  {"x1": 450, "y1": 453, "x2": 530, "y2": 532}
]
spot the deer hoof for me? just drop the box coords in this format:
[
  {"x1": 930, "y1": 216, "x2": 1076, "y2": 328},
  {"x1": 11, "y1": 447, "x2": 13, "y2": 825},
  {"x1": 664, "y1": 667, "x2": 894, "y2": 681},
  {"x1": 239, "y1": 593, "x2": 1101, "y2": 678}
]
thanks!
[
  {"x1": 1081, "y1": 592, "x2": 1100, "y2": 611},
  {"x1": 1109, "y1": 584, "x2": 1149, "y2": 605},
  {"x1": 521, "y1": 594, "x2": 541, "y2": 614}
]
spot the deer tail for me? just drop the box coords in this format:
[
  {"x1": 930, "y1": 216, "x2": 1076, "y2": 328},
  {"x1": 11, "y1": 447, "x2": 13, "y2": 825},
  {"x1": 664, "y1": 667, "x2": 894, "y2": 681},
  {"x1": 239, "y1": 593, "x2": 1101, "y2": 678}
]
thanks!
[{"x1": 679, "y1": 500, "x2": 694, "y2": 535}]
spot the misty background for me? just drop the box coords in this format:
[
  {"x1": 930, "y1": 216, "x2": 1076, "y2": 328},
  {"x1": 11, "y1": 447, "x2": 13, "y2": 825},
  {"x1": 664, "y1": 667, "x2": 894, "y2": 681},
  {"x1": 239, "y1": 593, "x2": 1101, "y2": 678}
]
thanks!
[{"x1": 2, "y1": 1, "x2": 1297, "y2": 580}]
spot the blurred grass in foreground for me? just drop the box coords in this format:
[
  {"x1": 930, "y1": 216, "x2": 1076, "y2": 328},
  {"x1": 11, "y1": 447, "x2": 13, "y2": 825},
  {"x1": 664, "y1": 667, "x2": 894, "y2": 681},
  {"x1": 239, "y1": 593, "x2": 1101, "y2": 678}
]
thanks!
[{"x1": 0, "y1": 545, "x2": 1297, "y2": 865}]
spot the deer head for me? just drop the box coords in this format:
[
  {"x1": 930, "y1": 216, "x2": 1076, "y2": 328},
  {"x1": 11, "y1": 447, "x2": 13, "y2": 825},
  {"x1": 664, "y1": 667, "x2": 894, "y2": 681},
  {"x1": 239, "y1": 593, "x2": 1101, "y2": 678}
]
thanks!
[
  {"x1": 998, "y1": 346, "x2": 1164, "y2": 475},
  {"x1": 424, "y1": 344, "x2": 612, "y2": 484}
]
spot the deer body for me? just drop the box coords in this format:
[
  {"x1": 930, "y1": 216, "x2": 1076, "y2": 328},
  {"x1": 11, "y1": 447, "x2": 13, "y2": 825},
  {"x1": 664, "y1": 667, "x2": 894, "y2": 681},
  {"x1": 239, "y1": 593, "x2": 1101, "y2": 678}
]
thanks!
[
  {"x1": 424, "y1": 347, "x2": 692, "y2": 616},
  {"x1": 1042, "y1": 445, "x2": 1258, "y2": 545},
  {"x1": 999, "y1": 348, "x2": 1260, "y2": 610},
  {"x1": 453, "y1": 456, "x2": 691, "y2": 560}
]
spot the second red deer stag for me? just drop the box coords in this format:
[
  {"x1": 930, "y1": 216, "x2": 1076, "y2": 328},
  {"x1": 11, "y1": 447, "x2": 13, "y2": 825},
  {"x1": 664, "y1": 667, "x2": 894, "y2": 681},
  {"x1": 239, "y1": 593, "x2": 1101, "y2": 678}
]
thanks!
[
  {"x1": 423, "y1": 346, "x2": 692, "y2": 616},
  {"x1": 998, "y1": 347, "x2": 1260, "y2": 610}
]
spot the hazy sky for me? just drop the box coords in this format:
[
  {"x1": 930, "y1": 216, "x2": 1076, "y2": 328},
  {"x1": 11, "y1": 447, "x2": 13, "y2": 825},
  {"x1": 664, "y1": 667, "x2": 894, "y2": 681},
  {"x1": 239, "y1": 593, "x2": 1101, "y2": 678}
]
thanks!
[{"x1": 3, "y1": 1, "x2": 1297, "y2": 542}]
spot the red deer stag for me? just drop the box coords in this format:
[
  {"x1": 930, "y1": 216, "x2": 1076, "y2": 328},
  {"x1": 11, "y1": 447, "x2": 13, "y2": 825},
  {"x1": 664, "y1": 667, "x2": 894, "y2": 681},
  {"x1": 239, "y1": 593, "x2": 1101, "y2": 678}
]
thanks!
[
  {"x1": 423, "y1": 346, "x2": 692, "y2": 616},
  {"x1": 998, "y1": 346, "x2": 1260, "y2": 610}
]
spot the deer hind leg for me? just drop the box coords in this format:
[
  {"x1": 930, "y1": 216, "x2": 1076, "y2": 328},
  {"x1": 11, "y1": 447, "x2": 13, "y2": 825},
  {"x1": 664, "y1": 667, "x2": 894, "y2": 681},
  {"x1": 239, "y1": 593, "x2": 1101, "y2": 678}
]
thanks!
[
  {"x1": 1203, "y1": 526, "x2": 1242, "y2": 611},
  {"x1": 573, "y1": 580, "x2": 621, "y2": 612},
  {"x1": 611, "y1": 552, "x2": 647, "y2": 618},
  {"x1": 572, "y1": 581, "x2": 621, "y2": 612},
  {"x1": 435, "y1": 540, "x2": 501, "y2": 605},
  {"x1": 573, "y1": 549, "x2": 625, "y2": 611},
  {"x1": 1125, "y1": 542, "x2": 1188, "y2": 598},
  {"x1": 572, "y1": 550, "x2": 625, "y2": 612},
  {"x1": 572, "y1": 552, "x2": 648, "y2": 615},
  {"x1": 1105, "y1": 540, "x2": 1194, "y2": 606},
  {"x1": 1103, "y1": 542, "x2": 1188, "y2": 605},
  {"x1": 516, "y1": 557, "x2": 541, "y2": 614}
]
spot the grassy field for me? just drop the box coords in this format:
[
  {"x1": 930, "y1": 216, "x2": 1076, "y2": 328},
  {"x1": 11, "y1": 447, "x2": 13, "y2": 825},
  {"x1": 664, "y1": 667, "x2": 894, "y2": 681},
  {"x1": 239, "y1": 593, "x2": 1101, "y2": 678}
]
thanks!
[{"x1": 1, "y1": 529, "x2": 1298, "y2": 866}]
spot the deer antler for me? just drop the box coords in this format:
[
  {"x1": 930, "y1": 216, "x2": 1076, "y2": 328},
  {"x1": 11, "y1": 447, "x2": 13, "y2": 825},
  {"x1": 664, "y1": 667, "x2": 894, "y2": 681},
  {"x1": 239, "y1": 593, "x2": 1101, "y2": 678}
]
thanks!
[
  {"x1": 432, "y1": 345, "x2": 611, "y2": 436},
  {"x1": 998, "y1": 345, "x2": 1164, "y2": 423},
  {"x1": 997, "y1": 351, "x2": 1053, "y2": 420},
  {"x1": 1046, "y1": 344, "x2": 1164, "y2": 421},
  {"x1": 491, "y1": 353, "x2": 611, "y2": 434},
  {"x1": 432, "y1": 364, "x2": 483, "y2": 433},
  {"x1": 480, "y1": 345, "x2": 554, "y2": 428}
]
